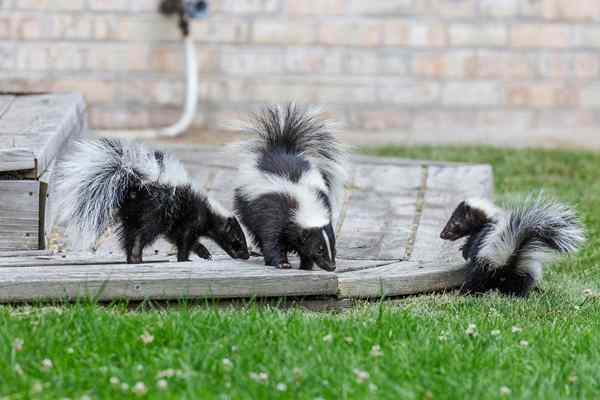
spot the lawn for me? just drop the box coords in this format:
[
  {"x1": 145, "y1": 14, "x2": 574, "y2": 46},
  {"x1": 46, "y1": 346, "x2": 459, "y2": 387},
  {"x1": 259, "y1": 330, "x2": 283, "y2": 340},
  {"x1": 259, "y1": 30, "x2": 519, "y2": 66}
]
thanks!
[{"x1": 1, "y1": 146, "x2": 599, "y2": 400}]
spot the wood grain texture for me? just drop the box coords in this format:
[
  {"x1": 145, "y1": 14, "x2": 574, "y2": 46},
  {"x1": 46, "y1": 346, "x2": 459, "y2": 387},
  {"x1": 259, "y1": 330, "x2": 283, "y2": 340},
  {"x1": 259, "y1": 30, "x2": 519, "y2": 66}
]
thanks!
[
  {"x1": 337, "y1": 261, "x2": 466, "y2": 298},
  {"x1": 0, "y1": 148, "x2": 35, "y2": 172},
  {"x1": 0, "y1": 93, "x2": 86, "y2": 176},
  {"x1": 0, "y1": 96, "x2": 15, "y2": 119},
  {"x1": 0, "y1": 260, "x2": 338, "y2": 302},
  {"x1": 0, "y1": 181, "x2": 40, "y2": 251}
]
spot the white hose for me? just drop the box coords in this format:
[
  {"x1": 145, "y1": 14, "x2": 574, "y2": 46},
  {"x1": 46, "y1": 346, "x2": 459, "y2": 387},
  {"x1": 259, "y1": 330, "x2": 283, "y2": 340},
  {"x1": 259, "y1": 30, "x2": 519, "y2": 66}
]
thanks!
[{"x1": 95, "y1": 36, "x2": 198, "y2": 139}]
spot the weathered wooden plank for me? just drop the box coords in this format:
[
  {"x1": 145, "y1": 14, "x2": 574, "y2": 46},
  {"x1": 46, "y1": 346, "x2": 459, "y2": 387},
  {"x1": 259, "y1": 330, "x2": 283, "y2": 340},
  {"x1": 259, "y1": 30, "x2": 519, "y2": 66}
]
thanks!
[
  {"x1": 410, "y1": 165, "x2": 494, "y2": 263},
  {"x1": 0, "y1": 148, "x2": 35, "y2": 172},
  {"x1": 0, "y1": 181, "x2": 40, "y2": 251},
  {"x1": 0, "y1": 260, "x2": 338, "y2": 302},
  {"x1": 0, "y1": 96, "x2": 15, "y2": 119},
  {"x1": 337, "y1": 261, "x2": 466, "y2": 298},
  {"x1": 0, "y1": 93, "x2": 85, "y2": 176},
  {"x1": 0, "y1": 250, "x2": 53, "y2": 258},
  {"x1": 0, "y1": 253, "x2": 170, "y2": 268},
  {"x1": 336, "y1": 190, "x2": 415, "y2": 260},
  {"x1": 353, "y1": 164, "x2": 422, "y2": 193}
]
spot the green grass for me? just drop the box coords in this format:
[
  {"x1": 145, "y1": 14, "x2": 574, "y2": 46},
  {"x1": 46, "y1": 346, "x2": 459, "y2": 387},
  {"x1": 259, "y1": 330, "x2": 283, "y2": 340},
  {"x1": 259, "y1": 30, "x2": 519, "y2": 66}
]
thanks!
[{"x1": 2, "y1": 146, "x2": 600, "y2": 400}]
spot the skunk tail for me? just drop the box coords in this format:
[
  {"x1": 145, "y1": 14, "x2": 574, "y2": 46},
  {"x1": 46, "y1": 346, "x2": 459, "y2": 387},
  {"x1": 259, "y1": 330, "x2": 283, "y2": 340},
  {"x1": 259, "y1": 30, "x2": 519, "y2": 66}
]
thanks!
[
  {"x1": 54, "y1": 138, "x2": 163, "y2": 248},
  {"x1": 477, "y1": 195, "x2": 585, "y2": 274},
  {"x1": 239, "y1": 103, "x2": 348, "y2": 207}
]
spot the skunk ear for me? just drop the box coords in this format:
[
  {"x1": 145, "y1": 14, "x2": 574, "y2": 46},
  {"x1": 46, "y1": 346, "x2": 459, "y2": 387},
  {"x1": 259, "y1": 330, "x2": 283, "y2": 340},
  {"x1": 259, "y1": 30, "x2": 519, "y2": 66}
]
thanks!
[{"x1": 224, "y1": 217, "x2": 236, "y2": 233}]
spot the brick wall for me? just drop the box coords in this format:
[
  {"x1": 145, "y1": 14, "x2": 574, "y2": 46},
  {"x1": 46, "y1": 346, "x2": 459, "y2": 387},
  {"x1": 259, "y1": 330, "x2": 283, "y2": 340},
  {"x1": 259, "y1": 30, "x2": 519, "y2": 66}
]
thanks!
[{"x1": 2, "y1": 0, "x2": 600, "y2": 147}]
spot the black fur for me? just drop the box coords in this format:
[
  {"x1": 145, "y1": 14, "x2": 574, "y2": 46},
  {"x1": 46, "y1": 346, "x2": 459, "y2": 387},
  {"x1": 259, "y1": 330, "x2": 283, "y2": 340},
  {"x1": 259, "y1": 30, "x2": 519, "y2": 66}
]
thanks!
[
  {"x1": 57, "y1": 138, "x2": 249, "y2": 264},
  {"x1": 441, "y1": 198, "x2": 584, "y2": 297},
  {"x1": 234, "y1": 104, "x2": 342, "y2": 271}
]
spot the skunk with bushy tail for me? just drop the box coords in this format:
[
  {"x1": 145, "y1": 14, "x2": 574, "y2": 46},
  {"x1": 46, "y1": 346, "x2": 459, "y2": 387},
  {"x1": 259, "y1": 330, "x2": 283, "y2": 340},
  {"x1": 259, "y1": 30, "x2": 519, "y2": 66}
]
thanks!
[
  {"x1": 54, "y1": 138, "x2": 249, "y2": 263},
  {"x1": 233, "y1": 104, "x2": 347, "y2": 271},
  {"x1": 440, "y1": 195, "x2": 585, "y2": 296}
]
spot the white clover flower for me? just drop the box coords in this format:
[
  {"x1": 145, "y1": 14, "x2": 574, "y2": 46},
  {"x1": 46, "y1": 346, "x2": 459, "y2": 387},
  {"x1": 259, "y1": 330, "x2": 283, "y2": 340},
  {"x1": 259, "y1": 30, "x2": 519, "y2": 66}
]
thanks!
[
  {"x1": 140, "y1": 331, "x2": 154, "y2": 345},
  {"x1": 322, "y1": 334, "x2": 333, "y2": 343},
  {"x1": 157, "y1": 379, "x2": 168, "y2": 390},
  {"x1": 41, "y1": 358, "x2": 53, "y2": 372},
  {"x1": 465, "y1": 323, "x2": 477, "y2": 336},
  {"x1": 31, "y1": 382, "x2": 43, "y2": 394},
  {"x1": 66, "y1": 347, "x2": 75, "y2": 354},
  {"x1": 110, "y1": 377, "x2": 120, "y2": 386},
  {"x1": 222, "y1": 358, "x2": 233, "y2": 371},
  {"x1": 438, "y1": 335, "x2": 448, "y2": 342},
  {"x1": 499, "y1": 386, "x2": 511, "y2": 396},
  {"x1": 491, "y1": 329, "x2": 501, "y2": 336},
  {"x1": 156, "y1": 369, "x2": 177, "y2": 378},
  {"x1": 120, "y1": 383, "x2": 129, "y2": 392},
  {"x1": 276, "y1": 383, "x2": 287, "y2": 392},
  {"x1": 249, "y1": 372, "x2": 268, "y2": 384},
  {"x1": 369, "y1": 345, "x2": 384, "y2": 357},
  {"x1": 568, "y1": 375, "x2": 578, "y2": 384},
  {"x1": 519, "y1": 340, "x2": 529, "y2": 347},
  {"x1": 344, "y1": 336, "x2": 353, "y2": 343},
  {"x1": 583, "y1": 288, "x2": 593, "y2": 296},
  {"x1": 353, "y1": 368, "x2": 369, "y2": 384},
  {"x1": 14, "y1": 363, "x2": 23, "y2": 376},
  {"x1": 511, "y1": 326, "x2": 522, "y2": 333},
  {"x1": 13, "y1": 338, "x2": 23, "y2": 352},
  {"x1": 132, "y1": 382, "x2": 147, "y2": 396},
  {"x1": 368, "y1": 383, "x2": 378, "y2": 392}
]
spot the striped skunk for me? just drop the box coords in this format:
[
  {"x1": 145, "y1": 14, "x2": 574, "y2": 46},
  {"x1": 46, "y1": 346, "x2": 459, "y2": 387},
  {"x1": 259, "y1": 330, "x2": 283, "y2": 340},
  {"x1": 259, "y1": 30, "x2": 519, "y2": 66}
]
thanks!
[
  {"x1": 440, "y1": 196, "x2": 585, "y2": 296},
  {"x1": 233, "y1": 104, "x2": 347, "y2": 271},
  {"x1": 54, "y1": 138, "x2": 249, "y2": 263}
]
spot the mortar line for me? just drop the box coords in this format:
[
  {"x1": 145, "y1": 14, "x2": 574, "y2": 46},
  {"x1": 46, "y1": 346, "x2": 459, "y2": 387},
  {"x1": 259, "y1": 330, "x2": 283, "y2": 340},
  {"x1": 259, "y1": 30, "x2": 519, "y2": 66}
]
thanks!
[{"x1": 404, "y1": 165, "x2": 429, "y2": 260}]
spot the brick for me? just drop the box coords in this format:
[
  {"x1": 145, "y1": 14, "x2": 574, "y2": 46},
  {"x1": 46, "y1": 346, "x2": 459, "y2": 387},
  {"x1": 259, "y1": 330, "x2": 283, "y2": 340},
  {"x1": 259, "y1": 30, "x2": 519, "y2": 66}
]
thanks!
[
  {"x1": 88, "y1": 0, "x2": 129, "y2": 11},
  {"x1": 511, "y1": 24, "x2": 572, "y2": 48},
  {"x1": 519, "y1": 0, "x2": 557, "y2": 19},
  {"x1": 251, "y1": 82, "x2": 318, "y2": 103},
  {"x1": 288, "y1": 0, "x2": 344, "y2": 15},
  {"x1": 0, "y1": 14, "x2": 8, "y2": 38},
  {"x1": 380, "y1": 52, "x2": 409, "y2": 74},
  {"x1": 51, "y1": 79, "x2": 116, "y2": 103},
  {"x1": 476, "y1": 51, "x2": 537, "y2": 78},
  {"x1": 93, "y1": 15, "x2": 120, "y2": 40},
  {"x1": 442, "y1": 81, "x2": 503, "y2": 106},
  {"x1": 553, "y1": 0, "x2": 600, "y2": 21},
  {"x1": 191, "y1": 17, "x2": 249, "y2": 43},
  {"x1": 412, "y1": 51, "x2": 477, "y2": 78},
  {"x1": 384, "y1": 20, "x2": 447, "y2": 47},
  {"x1": 479, "y1": 0, "x2": 519, "y2": 17},
  {"x1": 118, "y1": 16, "x2": 178, "y2": 41},
  {"x1": 536, "y1": 110, "x2": 598, "y2": 129},
  {"x1": 507, "y1": 83, "x2": 578, "y2": 107},
  {"x1": 414, "y1": 0, "x2": 477, "y2": 17},
  {"x1": 581, "y1": 83, "x2": 600, "y2": 107},
  {"x1": 378, "y1": 80, "x2": 440, "y2": 105},
  {"x1": 16, "y1": 0, "x2": 84, "y2": 9},
  {"x1": 341, "y1": 50, "x2": 379, "y2": 75},
  {"x1": 52, "y1": 14, "x2": 93, "y2": 39},
  {"x1": 540, "y1": 53, "x2": 599, "y2": 79},
  {"x1": 319, "y1": 20, "x2": 383, "y2": 46},
  {"x1": 348, "y1": 0, "x2": 412, "y2": 15},
  {"x1": 46, "y1": 44, "x2": 87, "y2": 70},
  {"x1": 285, "y1": 47, "x2": 342, "y2": 74},
  {"x1": 16, "y1": 46, "x2": 46, "y2": 70},
  {"x1": 449, "y1": 24, "x2": 507, "y2": 47},
  {"x1": 215, "y1": 0, "x2": 280, "y2": 14},
  {"x1": 348, "y1": 109, "x2": 412, "y2": 130},
  {"x1": 0, "y1": 42, "x2": 15, "y2": 69},
  {"x1": 574, "y1": 26, "x2": 600, "y2": 48},
  {"x1": 252, "y1": 20, "x2": 317, "y2": 45},
  {"x1": 220, "y1": 48, "x2": 285, "y2": 75},
  {"x1": 87, "y1": 44, "x2": 149, "y2": 72},
  {"x1": 90, "y1": 106, "x2": 151, "y2": 129},
  {"x1": 119, "y1": 80, "x2": 184, "y2": 105},
  {"x1": 317, "y1": 85, "x2": 377, "y2": 104},
  {"x1": 478, "y1": 110, "x2": 534, "y2": 130}
]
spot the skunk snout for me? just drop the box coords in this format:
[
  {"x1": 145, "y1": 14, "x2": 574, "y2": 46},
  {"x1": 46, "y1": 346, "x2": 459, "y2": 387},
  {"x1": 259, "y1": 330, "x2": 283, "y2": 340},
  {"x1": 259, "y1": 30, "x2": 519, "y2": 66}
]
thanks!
[{"x1": 316, "y1": 259, "x2": 336, "y2": 272}]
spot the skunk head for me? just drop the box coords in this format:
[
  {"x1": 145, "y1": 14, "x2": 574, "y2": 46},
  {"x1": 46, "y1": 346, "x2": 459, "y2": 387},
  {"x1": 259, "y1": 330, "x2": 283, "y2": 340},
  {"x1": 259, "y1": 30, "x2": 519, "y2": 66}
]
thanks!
[
  {"x1": 211, "y1": 216, "x2": 250, "y2": 260},
  {"x1": 297, "y1": 224, "x2": 336, "y2": 271},
  {"x1": 440, "y1": 198, "x2": 498, "y2": 241}
]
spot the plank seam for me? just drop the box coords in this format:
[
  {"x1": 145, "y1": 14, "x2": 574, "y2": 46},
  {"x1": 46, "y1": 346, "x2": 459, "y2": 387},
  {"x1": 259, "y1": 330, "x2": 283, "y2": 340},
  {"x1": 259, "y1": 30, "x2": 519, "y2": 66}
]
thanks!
[
  {"x1": 404, "y1": 165, "x2": 429, "y2": 260},
  {"x1": 0, "y1": 96, "x2": 15, "y2": 119}
]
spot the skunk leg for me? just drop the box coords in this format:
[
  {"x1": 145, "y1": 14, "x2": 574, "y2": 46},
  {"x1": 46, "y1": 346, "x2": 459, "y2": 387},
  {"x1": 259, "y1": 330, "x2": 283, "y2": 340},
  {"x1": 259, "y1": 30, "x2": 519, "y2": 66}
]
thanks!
[
  {"x1": 263, "y1": 241, "x2": 283, "y2": 268},
  {"x1": 495, "y1": 271, "x2": 536, "y2": 297},
  {"x1": 459, "y1": 264, "x2": 492, "y2": 295},
  {"x1": 299, "y1": 255, "x2": 314, "y2": 271},
  {"x1": 279, "y1": 250, "x2": 291, "y2": 269},
  {"x1": 193, "y1": 242, "x2": 212, "y2": 260},
  {"x1": 126, "y1": 235, "x2": 144, "y2": 264}
]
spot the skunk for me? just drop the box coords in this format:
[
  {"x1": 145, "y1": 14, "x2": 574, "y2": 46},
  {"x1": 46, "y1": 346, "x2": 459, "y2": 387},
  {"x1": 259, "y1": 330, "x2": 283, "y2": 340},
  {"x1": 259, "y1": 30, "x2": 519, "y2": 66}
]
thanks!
[
  {"x1": 440, "y1": 196, "x2": 585, "y2": 296},
  {"x1": 54, "y1": 138, "x2": 249, "y2": 263},
  {"x1": 233, "y1": 104, "x2": 347, "y2": 271}
]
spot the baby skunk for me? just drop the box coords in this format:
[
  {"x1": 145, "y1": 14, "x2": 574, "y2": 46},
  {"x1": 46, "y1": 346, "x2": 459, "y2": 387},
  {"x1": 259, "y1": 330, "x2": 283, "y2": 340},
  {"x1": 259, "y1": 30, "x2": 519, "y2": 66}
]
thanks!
[
  {"x1": 233, "y1": 104, "x2": 347, "y2": 271},
  {"x1": 54, "y1": 138, "x2": 249, "y2": 263},
  {"x1": 440, "y1": 196, "x2": 585, "y2": 296}
]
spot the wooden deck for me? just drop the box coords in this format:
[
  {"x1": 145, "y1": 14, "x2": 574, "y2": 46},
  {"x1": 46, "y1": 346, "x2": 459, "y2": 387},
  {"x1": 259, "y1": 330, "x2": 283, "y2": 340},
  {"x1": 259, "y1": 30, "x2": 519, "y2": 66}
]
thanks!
[
  {"x1": 0, "y1": 92, "x2": 494, "y2": 302},
  {"x1": 0, "y1": 148, "x2": 493, "y2": 301}
]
